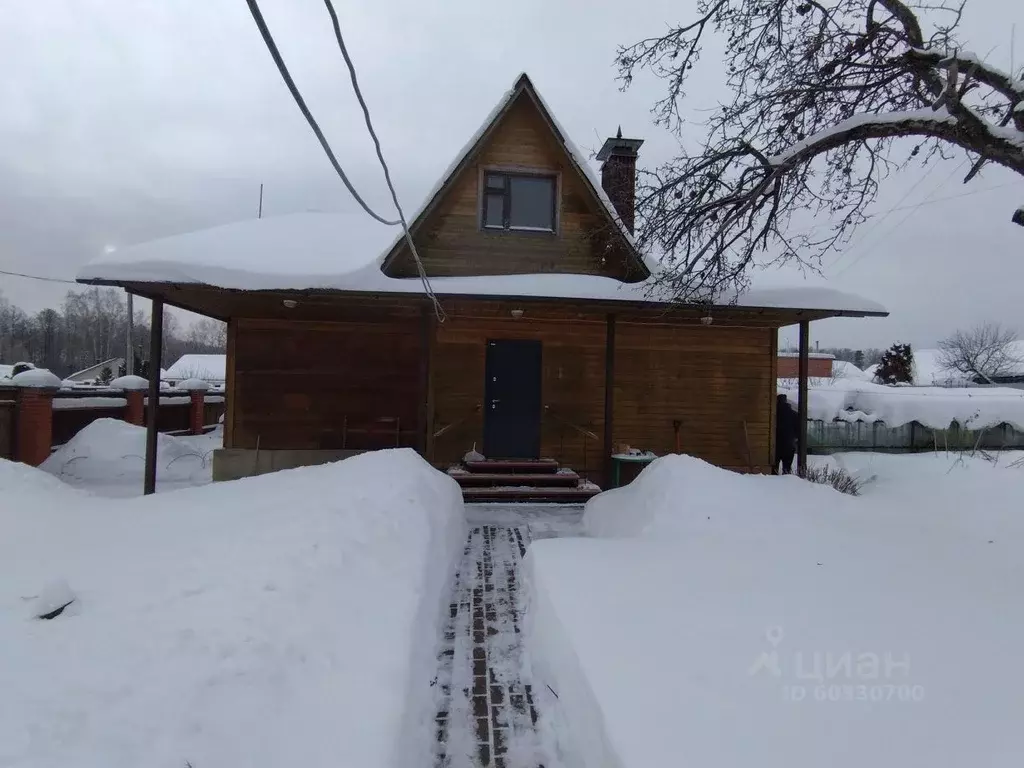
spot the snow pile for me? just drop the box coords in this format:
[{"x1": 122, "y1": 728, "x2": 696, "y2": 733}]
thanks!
[
  {"x1": 0, "y1": 448, "x2": 465, "y2": 768},
  {"x1": 525, "y1": 454, "x2": 1024, "y2": 768},
  {"x1": 778, "y1": 376, "x2": 1024, "y2": 429},
  {"x1": 41, "y1": 418, "x2": 221, "y2": 496},
  {"x1": 9, "y1": 368, "x2": 62, "y2": 388},
  {"x1": 177, "y1": 377, "x2": 210, "y2": 391},
  {"x1": 110, "y1": 374, "x2": 149, "y2": 391}
]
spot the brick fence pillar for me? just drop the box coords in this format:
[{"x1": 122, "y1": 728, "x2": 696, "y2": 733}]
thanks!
[
  {"x1": 112, "y1": 375, "x2": 151, "y2": 429},
  {"x1": 178, "y1": 379, "x2": 210, "y2": 436},
  {"x1": 124, "y1": 391, "x2": 145, "y2": 426},
  {"x1": 15, "y1": 387, "x2": 57, "y2": 466},
  {"x1": 188, "y1": 391, "x2": 205, "y2": 435}
]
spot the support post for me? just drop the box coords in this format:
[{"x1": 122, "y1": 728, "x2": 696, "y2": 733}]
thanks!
[
  {"x1": 144, "y1": 297, "x2": 164, "y2": 495},
  {"x1": 602, "y1": 313, "x2": 617, "y2": 488},
  {"x1": 419, "y1": 304, "x2": 434, "y2": 458},
  {"x1": 797, "y1": 319, "x2": 810, "y2": 475},
  {"x1": 126, "y1": 290, "x2": 134, "y2": 375}
]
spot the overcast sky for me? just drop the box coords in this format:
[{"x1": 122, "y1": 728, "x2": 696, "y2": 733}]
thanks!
[{"x1": 2, "y1": 0, "x2": 1022, "y2": 351}]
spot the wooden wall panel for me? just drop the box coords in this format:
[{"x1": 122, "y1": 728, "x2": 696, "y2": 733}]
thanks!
[
  {"x1": 431, "y1": 311, "x2": 608, "y2": 484},
  {"x1": 232, "y1": 317, "x2": 422, "y2": 450},
  {"x1": 613, "y1": 323, "x2": 775, "y2": 472},
  {"x1": 387, "y1": 93, "x2": 638, "y2": 282}
]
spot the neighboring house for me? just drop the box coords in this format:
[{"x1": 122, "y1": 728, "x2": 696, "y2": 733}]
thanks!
[
  {"x1": 78, "y1": 73, "x2": 886, "y2": 485},
  {"x1": 163, "y1": 354, "x2": 226, "y2": 387},
  {"x1": 65, "y1": 357, "x2": 125, "y2": 384},
  {"x1": 777, "y1": 351, "x2": 834, "y2": 378}
]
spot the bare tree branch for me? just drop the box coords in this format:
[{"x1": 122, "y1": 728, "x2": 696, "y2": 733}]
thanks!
[{"x1": 618, "y1": 0, "x2": 1024, "y2": 302}]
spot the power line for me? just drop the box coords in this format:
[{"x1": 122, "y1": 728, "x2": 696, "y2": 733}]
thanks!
[
  {"x1": 884, "y1": 181, "x2": 1016, "y2": 212},
  {"x1": 829, "y1": 160, "x2": 941, "y2": 273},
  {"x1": 243, "y1": 0, "x2": 398, "y2": 227},
  {"x1": 0, "y1": 268, "x2": 78, "y2": 285},
  {"x1": 319, "y1": 0, "x2": 443, "y2": 319},
  {"x1": 833, "y1": 160, "x2": 967, "y2": 279}
]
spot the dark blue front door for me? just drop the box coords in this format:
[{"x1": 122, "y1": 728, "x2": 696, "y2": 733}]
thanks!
[{"x1": 483, "y1": 339, "x2": 542, "y2": 459}]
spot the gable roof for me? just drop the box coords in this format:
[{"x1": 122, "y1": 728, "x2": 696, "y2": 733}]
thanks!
[
  {"x1": 379, "y1": 73, "x2": 651, "y2": 279},
  {"x1": 66, "y1": 357, "x2": 124, "y2": 382}
]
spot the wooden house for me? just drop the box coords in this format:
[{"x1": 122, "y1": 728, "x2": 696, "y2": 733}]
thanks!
[{"x1": 79, "y1": 73, "x2": 886, "y2": 495}]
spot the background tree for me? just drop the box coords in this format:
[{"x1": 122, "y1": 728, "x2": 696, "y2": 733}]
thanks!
[
  {"x1": 876, "y1": 342, "x2": 914, "y2": 384},
  {"x1": 853, "y1": 349, "x2": 866, "y2": 369},
  {"x1": 937, "y1": 322, "x2": 1023, "y2": 382},
  {"x1": 0, "y1": 288, "x2": 226, "y2": 378},
  {"x1": 618, "y1": 0, "x2": 1024, "y2": 300}
]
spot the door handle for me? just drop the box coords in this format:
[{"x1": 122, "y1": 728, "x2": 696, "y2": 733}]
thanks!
[{"x1": 491, "y1": 399, "x2": 500, "y2": 410}]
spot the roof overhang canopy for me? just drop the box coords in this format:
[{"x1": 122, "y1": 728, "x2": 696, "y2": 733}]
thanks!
[{"x1": 77, "y1": 213, "x2": 887, "y2": 324}]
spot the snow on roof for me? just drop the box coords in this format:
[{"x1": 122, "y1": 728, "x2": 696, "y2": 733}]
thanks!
[
  {"x1": 77, "y1": 73, "x2": 885, "y2": 318},
  {"x1": 832, "y1": 360, "x2": 872, "y2": 381},
  {"x1": 79, "y1": 213, "x2": 886, "y2": 315},
  {"x1": 164, "y1": 354, "x2": 226, "y2": 382}
]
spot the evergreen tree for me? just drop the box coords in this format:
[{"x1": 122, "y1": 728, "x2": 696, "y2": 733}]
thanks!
[
  {"x1": 876, "y1": 343, "x2": 914, "y2": 385},
  {"x1": 853, "y1": 350, "x2": 865, "y2": 370}
]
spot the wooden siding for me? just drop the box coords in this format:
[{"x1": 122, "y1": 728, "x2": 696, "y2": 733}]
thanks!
[
  {"x1": 612, "y1": 323, "x2": 775, "y2": 472},
  {"x1": 223, "y1": 300, "x2": 780, "y2": 482},
  {"x1": 0, "y1": 399, "x2": 14, "y2": 460},
  {"x1": 386, "y1": 92, "x2": 637, "y2": 282},
  {"x1": 232, "y1": 316, "x2": 423, "y2": 450},
  {"x1": 431, "y1": 307, "x2": 608, "y2": 484}
]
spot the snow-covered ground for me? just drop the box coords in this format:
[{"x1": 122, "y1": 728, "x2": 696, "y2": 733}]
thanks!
[
  {"x1": 1, "y1": 448, "x2": 465, "y2": 768},
  {"x1": 525, "y1": 452, "x2": 1024, "y2": 768},
  {"x1": 41, "y1": 418, "x2": 222, "y2": 496},
  {"x1": 779, "y1": 375, "x2": 1024, "y2": 429}
]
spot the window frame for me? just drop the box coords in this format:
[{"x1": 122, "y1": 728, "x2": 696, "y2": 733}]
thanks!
[{"x1": 479, "y1": 168, "x2": 559, "y2": 234}]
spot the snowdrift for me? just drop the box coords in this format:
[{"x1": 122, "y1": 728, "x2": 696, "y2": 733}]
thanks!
[
  {"x1": 525, "y1": 454, "x2": 1024, "y2": 768},
  {"x1": 41, "y1": 417, "x2": 221, "y2": 495},
  {"x1": 0, "y1": 449, "x2": 465, "y2": 768},
  {"x1": 778, "y1": 376, "x2": 1024, "y2": 430}
]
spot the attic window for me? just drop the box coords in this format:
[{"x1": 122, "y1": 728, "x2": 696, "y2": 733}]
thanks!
[{"x1": 482, "y1": 172, "x2": 556, "y2": 232}]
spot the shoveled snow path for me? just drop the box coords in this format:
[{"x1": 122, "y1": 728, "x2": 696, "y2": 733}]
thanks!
[{"x1": 432, "y1": 505, "x2": 582, "y2": 768}]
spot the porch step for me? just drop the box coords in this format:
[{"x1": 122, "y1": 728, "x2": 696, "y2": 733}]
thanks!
[
  {"x1": 463, "y1": 458, "x2": 559, "y2": 474},
  {"x1": 460, "y1": 484, "x2": 602, "y2": 504},
  {"x1": 452, "y1": 471, "x2": 580, "y2": 488}
]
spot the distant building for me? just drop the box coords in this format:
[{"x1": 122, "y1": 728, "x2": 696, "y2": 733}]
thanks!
[
  {"x1": 65, "y1": 357, "x2": 124, "y2": 384},
  {"x1": 164, "y1": 354, "x2": 226, "y2": 387},
  {"x1": 778, "y1": 351, "x2": 834, "y2": 378}
]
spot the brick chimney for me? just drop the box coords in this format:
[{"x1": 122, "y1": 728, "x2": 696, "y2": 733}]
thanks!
[{"x1": 596, "y1": 127, "x2": 644, "y2": 234}]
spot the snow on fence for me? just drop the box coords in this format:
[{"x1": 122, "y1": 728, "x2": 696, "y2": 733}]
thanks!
[
  {"x1": 808, "y1": 419, "x2": 1024, "y2": 454},
  {"x1": 0, "y1": 384, "x2": 227, "y2": 462}
]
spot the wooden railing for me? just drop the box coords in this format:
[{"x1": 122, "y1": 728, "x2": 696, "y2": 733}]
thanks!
[
  {"x1": 433, "y1": 403, "x2": 482, "y2": 439},
  {"x1": 544, "y1": 406, "x2": 598, "y2": 480}
]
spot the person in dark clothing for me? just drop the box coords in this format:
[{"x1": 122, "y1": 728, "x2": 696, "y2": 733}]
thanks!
[{"x1": 774, "y1": 394, "x2": 799, "y2": 474}]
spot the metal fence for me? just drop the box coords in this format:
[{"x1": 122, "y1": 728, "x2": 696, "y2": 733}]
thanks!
[{"x1": 808, "y1": 420, "x2": 1024, "y2": 454}]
